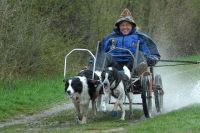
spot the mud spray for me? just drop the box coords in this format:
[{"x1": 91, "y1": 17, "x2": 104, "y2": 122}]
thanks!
[{"x1": 155, "y1": 64, "x2": 200, "y2": 113}]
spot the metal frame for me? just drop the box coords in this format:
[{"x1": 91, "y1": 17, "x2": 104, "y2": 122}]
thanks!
[
  {"x1": 102, "y1": 47, "x2": 136, "y2": 75},
  {"x1": 64, "y1": 48, "x2": 96, "y2": 79}
]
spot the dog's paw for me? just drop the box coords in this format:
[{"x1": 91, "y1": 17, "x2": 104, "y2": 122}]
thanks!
[
  {"x1": 75, "y1": 117, "x2": 81, "y2": 124},
  {"x1": 120, "y1": 117, "x2": 125, "y2": 121},
  {"x1": 76, "y1": 118, "x2": 87, "y2": 124}
]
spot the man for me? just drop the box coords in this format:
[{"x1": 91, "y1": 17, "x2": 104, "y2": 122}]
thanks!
[{"x1": 100, "y1": 8, "x2": 160, "y2": 73}]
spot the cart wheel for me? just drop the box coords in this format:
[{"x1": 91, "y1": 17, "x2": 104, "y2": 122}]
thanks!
[
  {"x1": 154, "y1": 74, "x2": 164, "y2": 113},
  {"x1": 141, "y1": 75, "x2": 152, "y2": 118}
]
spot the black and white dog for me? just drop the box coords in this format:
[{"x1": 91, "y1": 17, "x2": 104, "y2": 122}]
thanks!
[
  {"x1": 64, "y1": 69, "x2": 102, "y2": 124},
  {"x1": 101, "y1": 66, "x2": 133, "y2": 120}
]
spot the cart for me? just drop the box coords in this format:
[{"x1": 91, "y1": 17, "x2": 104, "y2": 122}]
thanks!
[
  {"x1": 64, "y1": 45, "x2": 164, "y2": 118},
  {"x1": 100, "y1": 46, "x2": 164, "y2": 118}
]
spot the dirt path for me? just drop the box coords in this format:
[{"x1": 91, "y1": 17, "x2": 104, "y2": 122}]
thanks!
[{"x1": 0, "y1": 103, "x2": 73, "y2": 128}]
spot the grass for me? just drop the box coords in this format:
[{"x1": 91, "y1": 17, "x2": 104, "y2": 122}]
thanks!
[
  {"x1": 1, "y1": 104, "x2": 200, "y2": 133},
  {"x1": 177, "y1": 54, "x2": 200, "y2": 61},
  {"x1": 0, "y1": 74, "x2": 66, "y2": 120},
  {"x1": 127, "y1": 104, "x2": 200, "y2": 133}
]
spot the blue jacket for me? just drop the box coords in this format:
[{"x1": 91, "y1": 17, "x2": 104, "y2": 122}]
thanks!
[{"x1": 101, "y1": 28, "x2": 160, "y2": 63}]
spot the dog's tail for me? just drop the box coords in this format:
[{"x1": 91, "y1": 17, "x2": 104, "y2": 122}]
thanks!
[{"x1": 123, "y1": 66, "x2": 131, "y2": 79}]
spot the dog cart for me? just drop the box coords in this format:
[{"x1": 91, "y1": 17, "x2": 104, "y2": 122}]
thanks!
[
  {"x1": 64, "y1": 45, "x2": 164, "y2": 119},
  {"x1": 100, "y1": 46, "x2": 164, "y2": 118},
  {"x1": 64, "y1": 41, "x2": 200, "y2": 120},
  {"x1": 63, "y1": 41, "x2": 164, "y2": 119}
]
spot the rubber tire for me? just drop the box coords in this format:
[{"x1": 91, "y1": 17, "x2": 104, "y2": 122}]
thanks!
[
  {"x1": 154, "y1": 74, "x2": 164, "y2": 113},
  {"x1": 141, "y1": 76, "x2": 152, "y2": 118}
]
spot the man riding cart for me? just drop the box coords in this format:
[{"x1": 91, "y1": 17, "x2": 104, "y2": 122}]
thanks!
[
  {"x1": 94, "y1": 8, "x2": 160, "y2": 74},
  {"x1": 91, "y1": 8, "x2": 163, "y2": 118}
]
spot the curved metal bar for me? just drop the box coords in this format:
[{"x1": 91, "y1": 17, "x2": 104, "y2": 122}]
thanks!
[
  {"x1": 102, "y1": 47, "x2": 136, "y2": 74},
  {"x1": 134, "y1": 40, "x2": 140, "y2": 70},
  {"x1": 94, "y1": 41, "x2": 100, "y2": 70},
  {"x1": 106, "y1": 47, "x2": 135, "y2": 58},
  {"x1": 64, "y1": 49, "x2": 96, "y2": 79}
]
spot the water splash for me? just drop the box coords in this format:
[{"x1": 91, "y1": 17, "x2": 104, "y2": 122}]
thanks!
[
  {"x1": 160, "y1": 66, "x2": 200, "y2": 113},
  {"x1": 190, "y1": 81, "x2": 200, "y2": 102}
]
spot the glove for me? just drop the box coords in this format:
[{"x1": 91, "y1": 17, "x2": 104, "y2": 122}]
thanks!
[{"x1": 147, "y1": 55, "x2": 159, "y2": 66}]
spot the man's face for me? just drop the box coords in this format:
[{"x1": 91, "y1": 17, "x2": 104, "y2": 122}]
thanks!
[{"x1": 119, "y1": 21, "x2": 133, "y2": 35}]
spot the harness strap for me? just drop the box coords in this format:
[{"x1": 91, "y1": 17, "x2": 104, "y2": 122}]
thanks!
[
  {"x1": 110, "y1": 77, "x2": 131, "y2": 97},
  {"x1": 110, "y1": 79, "x2": 121, "y2": 98}
]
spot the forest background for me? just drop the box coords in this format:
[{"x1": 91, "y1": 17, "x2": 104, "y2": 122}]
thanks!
[{"x1": 1, "y1": 0, "x2": 200, "y2": 79}]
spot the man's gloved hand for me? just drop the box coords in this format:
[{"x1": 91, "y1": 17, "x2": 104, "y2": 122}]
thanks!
[{"x1": 147, "y1": 55, "x2": 159, "y2": 66}]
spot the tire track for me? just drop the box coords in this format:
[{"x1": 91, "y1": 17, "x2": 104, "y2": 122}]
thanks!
[{"x1": 0, "y1": 103, "x2": 73, "y2": 128}]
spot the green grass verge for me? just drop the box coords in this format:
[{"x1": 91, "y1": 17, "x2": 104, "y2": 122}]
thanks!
[
  {"x1": 0, "y1": 74, "x2": 66, "y2": 120},
  {"x1": 2, "y1": 104, "x2": 200, "y2": 133},
  {"x1": 177, "y1": 54, "x2": 200, "y2": 61},
  {"x1": 127, "y1": 104, "x2": 200, "y2": 133}
]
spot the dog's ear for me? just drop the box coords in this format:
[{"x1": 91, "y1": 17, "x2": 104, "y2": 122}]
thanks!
[
  {"x1": 88, "y1": 79, "x2": 95, "y2": 84},
  {"x1": 88, "y1": 79, "x2": 100, "y2": 86},
  {"x1": 93, "y1": 80, "x2": 101, "y2": 85},
  {"x1": 64, "y1": 79, "x2": 69, "y2": 92}
]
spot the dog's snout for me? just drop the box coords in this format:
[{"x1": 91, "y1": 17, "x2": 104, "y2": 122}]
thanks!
[
  {"x1": 67, "y1": 90, "x2": 71, "y2": 95},
  {"x1": 103, "y1": 82, "x2": 108, "y2": 86}
]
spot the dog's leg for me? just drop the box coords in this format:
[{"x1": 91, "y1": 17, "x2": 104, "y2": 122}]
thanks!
[
  {"x1": 113, "y1": 99, "x2": 120, "y2": 111},
  {"x1": 103, "y1": 92, "x2": 110, "y2": 111},
  {"x1": 92, "y1": 100, "x2": 97, "y2": 116},
  {"x1": 79, "y1": 100, "x2": 90, "y2": 124},
  {"x1": 117, "y1": 86, "x2": 126, "y2": 121},
  {"x1": 72, "y1": 99, "x2": 82, "y2": 121},
  {"x1": 113, "y1": 98, "x2": 126, "y2": 120},
  {"x1": 119, "y1": 99, "x2": 125, "y2": 120},
  {"x1": 126, "y1": 93, "x2": 133, "y2": 118},
  {"x1": 79, "y1": 103, "x2": 87, "y2": 124},
  {"x1": 96, "y1": 95, "x2": 102, "y2": 112}
]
